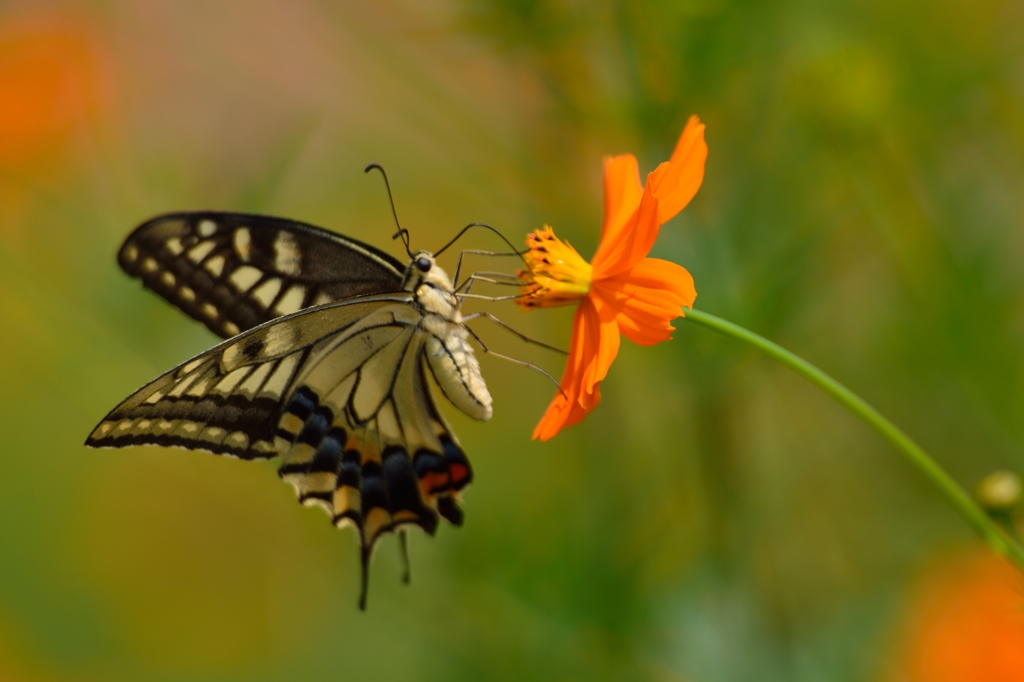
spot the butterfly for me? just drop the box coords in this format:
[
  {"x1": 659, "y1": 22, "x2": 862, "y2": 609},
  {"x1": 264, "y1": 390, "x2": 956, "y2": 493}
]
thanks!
[{"x1": 86, "y1": 209, "x2": 496, "y2": 608}]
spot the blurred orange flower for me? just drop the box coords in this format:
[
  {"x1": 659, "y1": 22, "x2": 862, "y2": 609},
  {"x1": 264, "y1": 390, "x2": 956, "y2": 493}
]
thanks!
[
  {"x1": 518, "y1": 116, "x2": 707, "y2": 441},
  {"x1": 0, "y1": 17, "x2": 108, "y2": 165},
  {"x1": 896, "y1": 550, "x2": 1024, "y2": 682}
]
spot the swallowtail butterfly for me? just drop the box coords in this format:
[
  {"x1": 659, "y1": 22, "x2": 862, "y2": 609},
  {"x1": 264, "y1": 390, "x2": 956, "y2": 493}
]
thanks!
[{"x1": 86, "y1": 211, "x2": 493, "y2": 608}]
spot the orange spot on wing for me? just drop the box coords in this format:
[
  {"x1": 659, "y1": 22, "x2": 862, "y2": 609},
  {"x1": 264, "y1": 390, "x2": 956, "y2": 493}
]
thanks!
[
  {"x1": 447, "y1": 463, "x2": 469, "y2": 488},
  {"x1": 418, "y1": 472, "x2": 450, "y2": 498}
]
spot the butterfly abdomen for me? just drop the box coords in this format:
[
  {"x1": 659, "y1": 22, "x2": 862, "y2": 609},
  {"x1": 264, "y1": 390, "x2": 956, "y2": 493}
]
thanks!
[{"x1": 422, "y1": 319, "x2": 493, "y2": 421}]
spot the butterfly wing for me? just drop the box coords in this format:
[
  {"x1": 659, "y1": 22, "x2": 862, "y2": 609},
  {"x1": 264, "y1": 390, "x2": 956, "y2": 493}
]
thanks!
[
  {"x1": 87, "y1": 293, "x2": 472, "y2": 608},
  {"x1": 118, "y1": 211, "x2": 406, "y2": 338}
]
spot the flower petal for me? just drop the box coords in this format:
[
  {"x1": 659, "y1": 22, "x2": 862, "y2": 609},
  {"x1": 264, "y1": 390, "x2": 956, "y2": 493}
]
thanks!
[
  {"x1": 591, "y1": 168, "x2": 664, "y2": 279},
  {"x1": 650, "y1": 115, "x2": 707, "y2": 225},
  {"x1": 579, "y1": 296, "x2": 620, "y2": 406},
  {"x1": 531, "y1": 386, "x2": 598, "y2": 441},
  {"x1": 591, "y1": 258, "x2": 695, "y2": 346},
  {"x1": 531, "y1": 303, "x2": 599, "y2": 441},
  {"x1": 598, "y1": 153, "x2": 644, "y2": 251},
  {"x1": 591, "y1": 117, "x2": 706, "y2": 279}
]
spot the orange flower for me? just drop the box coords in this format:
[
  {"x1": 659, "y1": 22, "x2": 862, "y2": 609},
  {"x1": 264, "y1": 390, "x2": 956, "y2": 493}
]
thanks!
[
  {"x1": 518, "y1": 116, "x2": 707, "y2": 441},
  {"x1": 895, "y1": 551, "x2": 1024, "y2": 682},
  {"x1": 0, "y1": 18, "x2": 108, "y2": 165}
]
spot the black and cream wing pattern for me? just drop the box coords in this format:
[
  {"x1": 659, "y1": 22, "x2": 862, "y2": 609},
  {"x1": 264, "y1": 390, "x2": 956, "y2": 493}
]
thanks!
[
  {"x1": 89, "y1": 212, "x2": 491, "y2": 608},
  {"x1": 117, "y1": 211, "x2": 406, "y2": 338}
]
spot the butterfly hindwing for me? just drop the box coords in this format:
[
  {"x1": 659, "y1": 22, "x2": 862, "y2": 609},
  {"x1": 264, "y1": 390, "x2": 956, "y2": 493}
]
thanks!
[
  {"x1": 272, "y1": 301, "x2": 472, "y2": 580},
  {"x1": 118, "y1": 211, "x2": 406, "y2": 339},
  {"x1": 87, "y1": 292, "x2": 473, "y2": 606}
]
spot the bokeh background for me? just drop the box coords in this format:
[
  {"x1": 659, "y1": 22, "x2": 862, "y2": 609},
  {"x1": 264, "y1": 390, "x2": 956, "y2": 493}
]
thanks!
[{"x1": 2, "y1": 1, "x2": 1024, "y2": 680}]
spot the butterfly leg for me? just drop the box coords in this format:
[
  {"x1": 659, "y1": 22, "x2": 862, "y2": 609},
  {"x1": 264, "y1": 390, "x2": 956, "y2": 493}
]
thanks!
[
  {"x1": 457, "y1": 292, "x2": 524, "y2": 302},
  {"x1": 462, "y1": 311, "x2": 567, "y2": 354},
  {"x1": 466, "y1": 270, "x2": 522, "y2": 282},
  {"x1": 455, "y1": 265, "x2": 529, "y2": 302},
  {"x1": 464, "y1": 326, "x2": 567, "y2": 398},
  {"x1": 454, "y1": 272, "x2": 522, "y2": 294},
  {"x1": 359, "y1": 548, "x2": 370, "y2": 611},
  {"x1": 453, "y1": 249, "x2": 521, "y2": 290},
  {"x1": 399, "y1": 529, "x2": 411, "y2": 585}
]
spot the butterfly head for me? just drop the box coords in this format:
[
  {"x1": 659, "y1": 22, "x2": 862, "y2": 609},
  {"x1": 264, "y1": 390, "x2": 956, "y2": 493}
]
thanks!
[
  {"x1": 405, "y1": 250, "x2": 452, "y2": 285},
  {"x1": 404, "y1": 250, "x2": 457, "y2": 314}
]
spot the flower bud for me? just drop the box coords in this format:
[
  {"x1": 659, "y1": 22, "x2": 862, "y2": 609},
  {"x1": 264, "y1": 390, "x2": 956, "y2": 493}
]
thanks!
[{"x1": 975, "y1": 470, "x2": 1022, "y2": 513}]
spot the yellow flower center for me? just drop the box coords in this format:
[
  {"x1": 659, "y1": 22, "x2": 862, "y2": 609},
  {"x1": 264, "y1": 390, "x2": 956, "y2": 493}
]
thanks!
[{"x1": 517, "y1": 226, "x2": 593, "y2": 309}]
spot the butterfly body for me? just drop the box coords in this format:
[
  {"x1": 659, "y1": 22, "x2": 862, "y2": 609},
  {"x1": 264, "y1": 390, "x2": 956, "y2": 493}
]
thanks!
[
  {"x1": 87, "y1": 211, "x2": 492, "y2": 607},
  {"x1": 404, "y1": 251, "x2": 492, "y2": 422}
]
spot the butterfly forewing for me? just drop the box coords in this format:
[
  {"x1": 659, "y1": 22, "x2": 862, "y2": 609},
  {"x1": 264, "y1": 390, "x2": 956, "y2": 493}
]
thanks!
[{"x1": 118, "y1": 212, "x2": 405, "y2": 338}]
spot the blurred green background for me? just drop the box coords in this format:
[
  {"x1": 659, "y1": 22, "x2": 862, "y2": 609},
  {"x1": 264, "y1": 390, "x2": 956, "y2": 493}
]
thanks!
[{"x1": 2, "y1": 1, "x2": 1023, "y2": 680}]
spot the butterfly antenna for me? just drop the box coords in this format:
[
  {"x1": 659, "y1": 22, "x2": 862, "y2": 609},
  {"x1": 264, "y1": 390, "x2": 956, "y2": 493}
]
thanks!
[
  {"x1": 365, "y1": 163, "x2": 413, "y2": 258},
  {"x1": 434, "y1": 222, "x2": 530, "y2": 269}
]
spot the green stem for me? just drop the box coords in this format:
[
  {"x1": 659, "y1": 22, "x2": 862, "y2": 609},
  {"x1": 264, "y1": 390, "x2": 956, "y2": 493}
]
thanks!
[{"x1": 682, "y1": 307, "x2": 1024, "y2": 571}]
